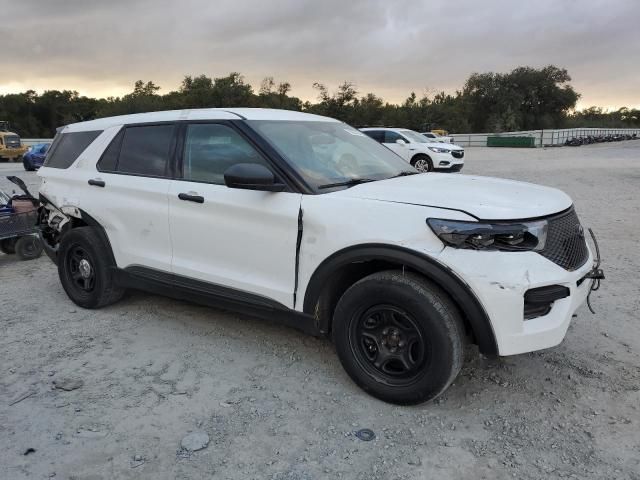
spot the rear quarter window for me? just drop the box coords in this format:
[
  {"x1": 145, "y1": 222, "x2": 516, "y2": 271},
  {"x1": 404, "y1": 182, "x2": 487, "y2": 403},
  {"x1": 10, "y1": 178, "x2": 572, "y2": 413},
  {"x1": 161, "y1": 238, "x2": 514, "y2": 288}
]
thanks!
[
  {"x1": 44, "y1": 130, "x2": 103, "y2": 169},
  {"x1": 113, "y1": 124, "x2": 175, "y2": 177}
]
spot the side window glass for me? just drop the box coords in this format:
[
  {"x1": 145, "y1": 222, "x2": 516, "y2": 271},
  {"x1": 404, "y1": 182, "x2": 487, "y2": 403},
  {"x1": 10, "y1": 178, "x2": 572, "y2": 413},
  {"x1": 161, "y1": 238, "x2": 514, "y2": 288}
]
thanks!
[
  {"x1": 364, "y1": 130, "x2": 383, "y2": 143},
  {"x1": 183, "y1": 123, "x2": 270, "y2": 185},
  {"x1": 44, "y1": 130, "x2": 102, "y2": 169},
  {"x1": 116, "y1": 125, "x2": 174, "y2": 177},
  {"x1": 384, "y1": 131, "x2": 402, "y2": 143},
  {"x1": 97, "y1": 130, "x2": 123, "y2": 172}
]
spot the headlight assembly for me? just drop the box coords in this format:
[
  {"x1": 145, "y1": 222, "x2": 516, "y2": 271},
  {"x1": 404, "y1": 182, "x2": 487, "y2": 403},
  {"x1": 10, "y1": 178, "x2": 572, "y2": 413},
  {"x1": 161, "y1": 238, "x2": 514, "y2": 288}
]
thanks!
[
  {"x1": 427, "y1": 147, "x2": 451, "y2": 154},
  {"x1": 427, "y1": 218, "x2": 548, "y2": 251}
]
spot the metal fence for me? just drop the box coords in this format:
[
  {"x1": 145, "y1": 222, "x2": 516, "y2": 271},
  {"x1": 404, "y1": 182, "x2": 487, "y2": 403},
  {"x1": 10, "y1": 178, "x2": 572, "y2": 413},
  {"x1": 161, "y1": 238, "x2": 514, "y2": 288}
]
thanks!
[{"x1": 450, "y1": 128, "x2": 640, "y2": 147}]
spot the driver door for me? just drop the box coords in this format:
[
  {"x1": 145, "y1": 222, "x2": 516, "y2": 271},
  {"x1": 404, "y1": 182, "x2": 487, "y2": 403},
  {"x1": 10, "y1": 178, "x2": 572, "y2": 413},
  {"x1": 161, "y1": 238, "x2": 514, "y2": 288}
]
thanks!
[
  {"x1": 168, "y1": 122, "x2": 302, "y2": 308},
  {"x1": 382, "y1": 131, "x2": 411, "y2": 161}
]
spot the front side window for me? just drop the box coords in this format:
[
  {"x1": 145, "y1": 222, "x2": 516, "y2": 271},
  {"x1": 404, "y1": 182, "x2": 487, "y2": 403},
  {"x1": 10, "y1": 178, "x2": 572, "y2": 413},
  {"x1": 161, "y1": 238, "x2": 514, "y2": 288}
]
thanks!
[
  {"x1": 116, "y1": 124, "x2": 175, "y2": 176},
  {"x1": 248, "y1": 121, "x2": 413, "y2": 191},
  {"x1": 44, "y1": 130, "x2": 102, "y2": 169},
  {"x1": 182, "y1": 123, "x2": 271, "y2": 185},
  {"x1": 383, "y1": 131, "x2": 405, "y2": 143}
]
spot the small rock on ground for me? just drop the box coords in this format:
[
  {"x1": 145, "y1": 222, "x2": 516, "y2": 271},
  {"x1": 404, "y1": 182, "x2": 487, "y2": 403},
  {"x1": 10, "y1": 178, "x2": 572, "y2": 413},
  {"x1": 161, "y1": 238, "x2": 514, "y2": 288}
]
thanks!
[{"x1": 180, "y1": 431, "x2": 209, "y2": 452}]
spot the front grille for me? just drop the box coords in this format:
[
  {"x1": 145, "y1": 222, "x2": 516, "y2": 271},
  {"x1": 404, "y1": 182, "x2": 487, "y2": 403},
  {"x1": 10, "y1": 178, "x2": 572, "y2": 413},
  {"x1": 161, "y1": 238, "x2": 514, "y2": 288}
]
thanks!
[
  {"x1": 539, "y1": 208, "x2": 589, "y2": 271},
  {"x1": 451, "y1": 150, "x2": 464, "y2": 159}
]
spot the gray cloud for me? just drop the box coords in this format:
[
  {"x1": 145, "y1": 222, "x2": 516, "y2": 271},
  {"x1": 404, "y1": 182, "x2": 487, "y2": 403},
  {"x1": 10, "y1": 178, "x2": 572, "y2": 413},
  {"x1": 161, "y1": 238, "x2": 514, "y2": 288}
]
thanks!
[{"x1": 4, "y1": 0, "x2": 640, "y2": 107}]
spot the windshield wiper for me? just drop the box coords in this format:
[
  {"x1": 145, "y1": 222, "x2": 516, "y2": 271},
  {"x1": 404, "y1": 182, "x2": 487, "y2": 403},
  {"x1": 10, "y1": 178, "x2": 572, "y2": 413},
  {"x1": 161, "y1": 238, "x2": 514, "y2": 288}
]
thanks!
[
  {"x1": 389, "y1": 171, "x2": 418, "y2": 178},
  {"x1": 317, "y1": 178, "x2": 376, "y2": 189}
]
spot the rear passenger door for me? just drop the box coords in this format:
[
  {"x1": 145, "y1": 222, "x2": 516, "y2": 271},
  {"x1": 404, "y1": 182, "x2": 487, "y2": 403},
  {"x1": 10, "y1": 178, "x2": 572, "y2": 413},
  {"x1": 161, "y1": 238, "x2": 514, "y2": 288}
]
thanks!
[
  {"x1": 167, "y1": 122, "x2": 301, "y2": 308},
  {"x1": 84, "y1": 123, "x2": 176, "y2": 272}
]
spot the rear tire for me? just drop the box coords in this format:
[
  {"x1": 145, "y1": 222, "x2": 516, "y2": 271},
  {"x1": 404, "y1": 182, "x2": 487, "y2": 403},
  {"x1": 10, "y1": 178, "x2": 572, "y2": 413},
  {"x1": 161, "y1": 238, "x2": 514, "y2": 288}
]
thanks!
[
  {"x1": 58, "y1": 227, "x2": 124, "y2": 308},
  {"x1": 0, "y1": 238, "x2": 17, "y2": 254},
  {"x1": 411, "y1": 154, "x2": 433, "y2": 173},
  {"x1": 332, "y1": 270, "x2": 465, "y2": 405},
  {"x1": 15, "y1": 235, "x2": 43, "y2": 260},
  {"x1": 23, "y1": 158, "x2": 34, "y2": 171}
]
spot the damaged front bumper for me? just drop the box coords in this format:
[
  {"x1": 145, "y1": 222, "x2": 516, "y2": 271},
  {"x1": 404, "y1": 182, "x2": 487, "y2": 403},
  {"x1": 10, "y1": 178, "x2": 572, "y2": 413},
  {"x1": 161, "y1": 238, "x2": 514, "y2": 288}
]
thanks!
[{"x1": 437, "y1": 236, "x2": 604, "y2": 356}]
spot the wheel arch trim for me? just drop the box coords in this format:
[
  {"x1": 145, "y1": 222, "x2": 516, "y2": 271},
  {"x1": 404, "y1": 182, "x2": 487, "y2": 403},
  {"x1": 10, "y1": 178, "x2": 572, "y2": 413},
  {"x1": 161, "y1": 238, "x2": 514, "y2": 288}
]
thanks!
[{"x1": 302, "y1": 243, "x2": 498, "y2": 355}]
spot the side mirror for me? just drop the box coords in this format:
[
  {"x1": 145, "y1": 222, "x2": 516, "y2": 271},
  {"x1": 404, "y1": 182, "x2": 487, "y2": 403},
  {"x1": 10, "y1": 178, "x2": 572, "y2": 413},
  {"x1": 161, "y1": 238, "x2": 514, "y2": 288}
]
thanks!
[
  {"x1": 224, "y1": 163, "x2": 286, "y2": 192},
  {"x1": 396, "y1": 139, "x2": 407, "y2": 145}
]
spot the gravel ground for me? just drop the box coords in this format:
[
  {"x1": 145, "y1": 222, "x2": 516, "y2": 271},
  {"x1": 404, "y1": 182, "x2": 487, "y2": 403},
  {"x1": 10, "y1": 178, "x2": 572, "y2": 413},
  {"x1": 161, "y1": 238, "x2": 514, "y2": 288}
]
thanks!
[{"x1": 1, "y1": 143, "x2": 639, "y2": 480}]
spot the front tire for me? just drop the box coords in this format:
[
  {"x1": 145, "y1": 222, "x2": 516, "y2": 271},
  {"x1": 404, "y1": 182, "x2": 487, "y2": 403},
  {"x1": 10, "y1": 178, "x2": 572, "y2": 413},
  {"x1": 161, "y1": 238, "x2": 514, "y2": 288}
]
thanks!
[
  {"x1": 58, "y1": 227, "x2": 124, "y2": 308},
  {"x1": 411, "y1": 154, "x2": 433, "y2": 173},
  {"x1": 23, "y1": 157, "x2": 34, "y2": 171},
  {"x1": 332, "y1": 271, "x2": 465, "y2": 405}
]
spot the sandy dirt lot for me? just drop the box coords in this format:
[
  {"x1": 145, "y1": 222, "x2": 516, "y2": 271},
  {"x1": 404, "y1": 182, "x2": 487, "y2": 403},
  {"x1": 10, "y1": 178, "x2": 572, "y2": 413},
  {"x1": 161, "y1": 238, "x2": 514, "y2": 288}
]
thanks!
[{"x1": 1, "y1": 143, "x2": 639, "y2": 479}]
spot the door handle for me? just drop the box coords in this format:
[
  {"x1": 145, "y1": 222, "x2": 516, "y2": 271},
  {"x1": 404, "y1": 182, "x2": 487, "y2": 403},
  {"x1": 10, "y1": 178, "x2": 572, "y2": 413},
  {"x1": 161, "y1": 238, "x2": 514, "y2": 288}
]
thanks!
[
  {"x1": 178, "y1": 193, "x2": 204, "y2": 204},
  {"x1": 88, "y1": 179, "x2": 105, "y2": 187}
]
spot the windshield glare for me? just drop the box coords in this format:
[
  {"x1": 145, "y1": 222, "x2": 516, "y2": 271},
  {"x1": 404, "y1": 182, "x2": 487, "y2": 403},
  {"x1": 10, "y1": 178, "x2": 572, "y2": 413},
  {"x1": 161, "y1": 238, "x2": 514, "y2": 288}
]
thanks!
[
  {"x1": 248, "y1": 120, "x2": 414, "y2": 190},
  {"x1": 401, "y1": 130, "x2": 433, "y2": 144}
]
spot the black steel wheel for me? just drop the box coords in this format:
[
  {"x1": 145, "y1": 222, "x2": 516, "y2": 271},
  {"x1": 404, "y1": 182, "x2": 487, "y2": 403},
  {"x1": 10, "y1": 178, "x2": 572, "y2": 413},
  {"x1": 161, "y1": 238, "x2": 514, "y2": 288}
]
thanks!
[
  {"x1": 350, "y1": 305, "x2": 429, "y2": 385},
  {"x1": 333, "y1": 270, "x2": 465, "y2": 405},
  {"x1": 66, "y1": 245, "x2": 96, "y2": 292},
  {"x1": 58, "y1": 227, "x2": 124, "y2": 308}
]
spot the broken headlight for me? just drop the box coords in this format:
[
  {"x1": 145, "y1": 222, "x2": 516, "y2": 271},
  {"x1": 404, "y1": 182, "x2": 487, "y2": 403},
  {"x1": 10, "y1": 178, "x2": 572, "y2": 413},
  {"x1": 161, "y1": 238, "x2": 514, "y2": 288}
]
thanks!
[{"x1": 427, "y1": 218, "x2": 548, "y2": 251}]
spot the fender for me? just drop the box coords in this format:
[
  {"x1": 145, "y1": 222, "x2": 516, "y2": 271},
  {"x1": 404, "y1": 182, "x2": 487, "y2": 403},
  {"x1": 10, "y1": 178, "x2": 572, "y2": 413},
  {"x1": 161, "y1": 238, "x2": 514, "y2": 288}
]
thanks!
[
  {"x1": 303, "y1": 244, "x2": 498, "y2": 355},
  {"x1": 38, "y1": 194, "x2": 116, "y2": 268}
]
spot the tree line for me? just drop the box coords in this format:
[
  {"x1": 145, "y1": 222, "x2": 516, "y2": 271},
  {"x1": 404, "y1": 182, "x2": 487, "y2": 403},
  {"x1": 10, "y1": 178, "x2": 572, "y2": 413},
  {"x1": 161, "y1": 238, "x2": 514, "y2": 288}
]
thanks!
[{"x1": 1, "y1": 66, "x2": 638, "y2": 138}]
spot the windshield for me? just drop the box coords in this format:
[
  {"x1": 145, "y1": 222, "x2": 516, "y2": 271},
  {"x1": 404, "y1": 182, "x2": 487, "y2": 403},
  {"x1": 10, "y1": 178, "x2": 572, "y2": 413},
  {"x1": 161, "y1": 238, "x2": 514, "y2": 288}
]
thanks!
[
  {"x1": 248, "y1": 120, "x2": 415, "y2": 191},
  {"x1": 400, "y1": 130, "x2": 433, "y2": 144}
]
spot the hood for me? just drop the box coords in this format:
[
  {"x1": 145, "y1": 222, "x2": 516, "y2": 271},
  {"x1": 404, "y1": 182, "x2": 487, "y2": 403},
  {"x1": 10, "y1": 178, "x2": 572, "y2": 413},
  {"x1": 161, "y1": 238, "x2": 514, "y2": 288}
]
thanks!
[
  {"x1": 418, "y1": 142, "x2": 462, "y2": 150},
  {"x1": 331, "y1": 173, "x2": 572, "y2": 220}
]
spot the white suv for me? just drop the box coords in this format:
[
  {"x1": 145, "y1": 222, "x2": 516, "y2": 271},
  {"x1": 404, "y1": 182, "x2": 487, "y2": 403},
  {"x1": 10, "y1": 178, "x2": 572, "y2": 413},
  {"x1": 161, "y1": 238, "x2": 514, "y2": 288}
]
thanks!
[
  {"x1": 360, "y1": 127, "x2": 464, "y2": 172},
  {"x1": 38, "y1": 108, "x2": 603, "y2": 405}
]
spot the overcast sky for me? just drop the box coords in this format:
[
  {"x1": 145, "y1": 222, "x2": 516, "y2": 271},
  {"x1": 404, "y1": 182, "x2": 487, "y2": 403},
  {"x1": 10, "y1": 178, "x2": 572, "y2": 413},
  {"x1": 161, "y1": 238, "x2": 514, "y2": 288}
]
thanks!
[{"x1": 2, "y1": 0, "x2": 639, "y2": 109}]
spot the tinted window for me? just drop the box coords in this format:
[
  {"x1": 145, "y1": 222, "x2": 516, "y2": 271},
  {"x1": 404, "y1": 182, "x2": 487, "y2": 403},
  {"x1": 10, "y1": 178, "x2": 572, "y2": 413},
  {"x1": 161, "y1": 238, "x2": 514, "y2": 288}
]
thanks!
[
  {"x1": 383, "y1": 131, "x2": 404, "y2": 143},
  {"x1": 363, "y1": 130, "x2": 384, "y2": 143},
  {"x1": 182, "y1": 123, "x2": 270, "y2": 184},
  {"x1": 44, "y1": 130, "x2": 102, "y2": 169},
  {"x1": 97, "y1": 130, "x2": 124, "y2": 172},
  {"x1": 117, "y1": 125, "x2": 174, "y2": 177}
]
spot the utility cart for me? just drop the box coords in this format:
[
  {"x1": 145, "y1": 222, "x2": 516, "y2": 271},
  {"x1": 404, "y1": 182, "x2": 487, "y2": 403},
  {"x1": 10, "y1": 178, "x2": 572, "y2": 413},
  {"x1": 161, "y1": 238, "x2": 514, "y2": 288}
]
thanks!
[{"x1": 0, "y1": 176, "x2": 43, "y2": 260}]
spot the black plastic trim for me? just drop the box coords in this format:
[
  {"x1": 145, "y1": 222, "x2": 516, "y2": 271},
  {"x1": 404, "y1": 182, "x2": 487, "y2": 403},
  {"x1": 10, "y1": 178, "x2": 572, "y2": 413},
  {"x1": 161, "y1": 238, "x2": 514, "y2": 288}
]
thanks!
[
  {"x1": 523, "y1": 285, "x2": 570, "y2": 320},
  {"x1": 114, "y1": 266, "x2": 319, "y2": 336},
  {"x1": 303, "y1": 243, "x2": 498, "y2": 355}
]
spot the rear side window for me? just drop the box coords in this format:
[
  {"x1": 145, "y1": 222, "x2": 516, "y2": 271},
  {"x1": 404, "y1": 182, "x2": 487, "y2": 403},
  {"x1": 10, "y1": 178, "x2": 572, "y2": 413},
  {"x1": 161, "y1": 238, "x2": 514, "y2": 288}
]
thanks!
[
  {"x1": 383, "y1": 131, "x2": 405, "y2": 143},
  {"x1": 44, "y1": 130, "x2": 102, "y2": 169},
  {"x1": 98, "y1": 124, "x2": 175, "y2": 177},
  {"x1": 363, "y1": 130, "x2": 384, "y2": 143},
  {"x1": 97, "y1": 130, "x2": 123, "y2": 172}
]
